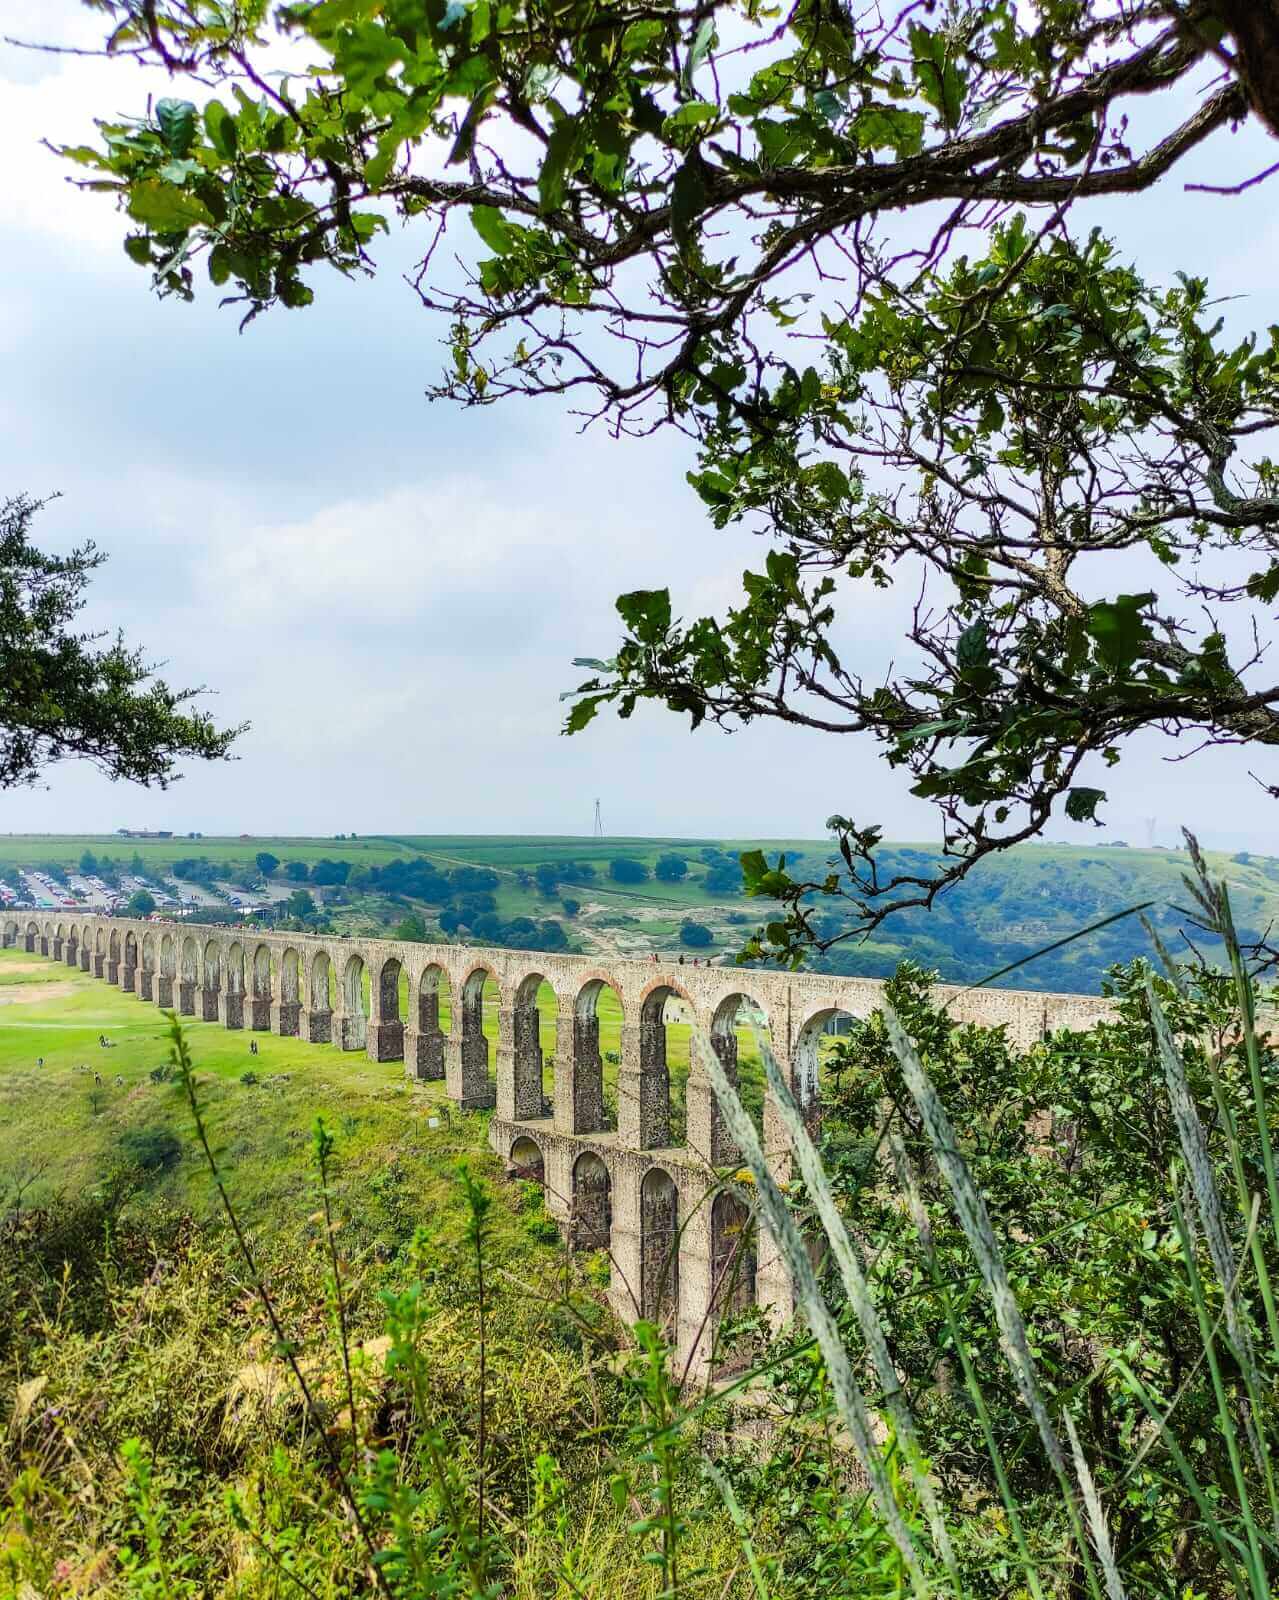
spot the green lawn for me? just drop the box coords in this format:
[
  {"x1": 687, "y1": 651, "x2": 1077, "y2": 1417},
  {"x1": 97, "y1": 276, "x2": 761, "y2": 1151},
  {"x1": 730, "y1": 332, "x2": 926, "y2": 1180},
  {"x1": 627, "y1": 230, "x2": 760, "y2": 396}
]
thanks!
[{"x1": 0, "y1": 948, "x2": 541, "y2": 1264}]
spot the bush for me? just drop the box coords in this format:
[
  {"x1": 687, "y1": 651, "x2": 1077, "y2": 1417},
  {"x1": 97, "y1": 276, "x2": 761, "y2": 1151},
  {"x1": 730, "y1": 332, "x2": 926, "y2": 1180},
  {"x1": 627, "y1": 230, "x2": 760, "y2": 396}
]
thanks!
[
  {"x1": 655, "y1": 854, "x2": 687, "y2": 881},
  {"x1": 678, "y1": 919, "x2": 713, "y2": 948},
  {"x1": 609, "y1": 857, "x2": 649, "y2": 884},
  {"x1": 561, "y1": 897, "x2": 580, "y2": 918},
  {"x1": 125, "y1": 889, "x2": 156, "y2": 917},
  {"x1": 283, "y1": 860, "x2": 310, "y2": 881}
]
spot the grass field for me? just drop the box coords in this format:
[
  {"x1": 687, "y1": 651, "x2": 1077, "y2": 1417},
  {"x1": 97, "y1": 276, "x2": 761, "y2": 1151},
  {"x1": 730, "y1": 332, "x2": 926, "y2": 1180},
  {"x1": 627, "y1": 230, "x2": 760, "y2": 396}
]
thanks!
[{"x1": 0, "y1": 948, "x2": 522, "y2": 1253}]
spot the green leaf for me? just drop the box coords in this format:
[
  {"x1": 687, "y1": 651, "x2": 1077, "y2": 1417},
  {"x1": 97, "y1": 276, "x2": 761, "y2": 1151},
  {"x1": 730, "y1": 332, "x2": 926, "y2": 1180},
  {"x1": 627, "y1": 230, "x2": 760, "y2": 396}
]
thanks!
[
  {"x1": 204, "y1": 100, "x2": 238, "y2": 159},
  {"x1": 539, "y1": 119, "x2": 579, "y2": 214},
  {"x1": 471, "y1": 205, "x2": 514, "y2": 255},
  {"x1": 671, "y1": 155, "x2": 709, "y2": 252},
  {"x1": 1064, "y1": 787, "x2": 1106, "y2": 823},
  {"x1": 1087, "y1": 592, "x2": 1155, "y2": 672},
  {"x1": 156, "y1": 99, "x2": 197, "y2": 159},
  {"x1": 683, "y1": 18, "x2": 715, "y2": 92},
  {"x1": 123, "y1": 235, "x2": 152, "y2": 265},
  {"x1": 616, "y1": 588, "x2": 672, "y2": 643},
  {"x1": 126, "y1": 179, "x2": 214, "y2": 233}
]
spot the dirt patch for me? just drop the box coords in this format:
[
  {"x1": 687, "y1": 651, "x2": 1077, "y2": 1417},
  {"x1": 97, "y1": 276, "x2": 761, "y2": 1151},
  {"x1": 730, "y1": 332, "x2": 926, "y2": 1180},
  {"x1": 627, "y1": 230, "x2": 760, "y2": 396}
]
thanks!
[
  {"x1": 0, "y1": 962, "x2": 47, "y2": 977},
  {"x1": 0, "y1": 981, "x2": 78, "y2": 1007}
]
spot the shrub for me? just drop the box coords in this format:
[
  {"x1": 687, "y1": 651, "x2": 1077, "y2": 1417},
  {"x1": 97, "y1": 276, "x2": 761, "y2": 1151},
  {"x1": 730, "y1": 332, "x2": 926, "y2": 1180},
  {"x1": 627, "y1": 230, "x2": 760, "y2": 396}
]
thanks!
[
  {"x1": 609, "y1": 857, "x2": 648, "y2": 884},
  {"x1": 678, "y1": 920, "x2": 713, "y2": 948}
]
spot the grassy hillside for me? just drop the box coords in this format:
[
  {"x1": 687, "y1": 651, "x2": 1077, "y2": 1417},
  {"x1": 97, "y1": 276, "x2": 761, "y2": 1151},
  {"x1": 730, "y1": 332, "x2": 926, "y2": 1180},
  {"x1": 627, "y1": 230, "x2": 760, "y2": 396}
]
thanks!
[{"x1": 3, "y1": 831, "x2": 1272, "y2": 992}]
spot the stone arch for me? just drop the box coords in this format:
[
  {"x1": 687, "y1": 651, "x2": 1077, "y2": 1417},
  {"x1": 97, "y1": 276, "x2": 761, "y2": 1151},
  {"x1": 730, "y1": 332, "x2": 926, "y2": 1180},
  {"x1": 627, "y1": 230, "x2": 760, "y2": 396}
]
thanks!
[
  {"x1": 122, "y1": 931, "x2": 139, "y2": 991},
  {"x1": 181, "y1": 935, "x2": 199, "y2": 983},
  {"x1": 794, "y1": 1003, "x2": 862, "y2": 1117},
  {"x1": 711, "y1": 1188, "x2": 758, "y2": 1331},
  {"x1": 160, "y1": 933, "x2": 176, "y2": 978},
  {"x1": 511, "y1": 971, "x2": 556, "y2": 1120},
  {"x1": 633, "y1": 981, "x2": 697, "y2": 1149},
  {"x1": 275, "y1": 946, "x2": 302, "y2": 1036},
  {"x1": 456, "y1": 964, "x2": 498, "y2": 1109},
  {"x1": 702, "y1": 992, "x2": 771, "y2": 1164},
  {"x1": 202, "y1": 939, "x2": 221, "y2": 987},
  {"x1": 141, "y1": 931, "x2": 156, "y2": 970},
  {"x1": 2, "y1": 916, "x2": 17, "y2": 949},
  {"x1": 640, "y1": 1167, "x2": 679, "y2": 1332},
  {"x1": 24, "y1": 919, "x2": 38, "y2": 953},
  {"x1": 139, "y1": 931, "x2": 157, "y2": 996},
  {"x1": 109, "y1": 929, "x2": 121, "y2": 963},
  {"x1": 302, "y1": 949, "x2": 335, "y2": 1043},
  {"x1": 571, "y1": 1151, "x2": 612, "y2": 1254},
  {"x1": 369, "y1": 955, "x2": 404, "y2": 1061},
  {"x1": 408, "y1": 963, "x2": 451, "y2": 1081},
  {"x1": 249, "y1": 943, "x2": 274, "y2": 1029},
  {"x1": 566, "y1": 977, "x2": 622, "y2": 1134},
  {"x1": 221, "y1": 941, "x2": 246, "y2": 1028},
  {"x1": 335, "y1": 953, "x2": 368, "y2": 1051},
  {"x1": 508, "y1": 1134, "x2": 545, "y2": 1185}
]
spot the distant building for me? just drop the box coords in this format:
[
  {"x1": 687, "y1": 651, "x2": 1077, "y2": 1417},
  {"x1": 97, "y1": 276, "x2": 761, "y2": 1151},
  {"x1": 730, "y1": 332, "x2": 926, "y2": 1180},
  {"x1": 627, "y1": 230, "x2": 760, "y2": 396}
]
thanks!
[{"x1": 116, "y1": 829, "x2": 174, "y2": 839}]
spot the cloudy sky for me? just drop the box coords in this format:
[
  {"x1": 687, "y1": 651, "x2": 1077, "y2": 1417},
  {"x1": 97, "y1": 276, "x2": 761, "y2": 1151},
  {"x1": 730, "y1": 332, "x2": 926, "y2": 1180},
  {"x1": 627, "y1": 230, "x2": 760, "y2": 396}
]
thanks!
[{"x1": 2, "y1": 4, "x2": 1277, "y2": 850}]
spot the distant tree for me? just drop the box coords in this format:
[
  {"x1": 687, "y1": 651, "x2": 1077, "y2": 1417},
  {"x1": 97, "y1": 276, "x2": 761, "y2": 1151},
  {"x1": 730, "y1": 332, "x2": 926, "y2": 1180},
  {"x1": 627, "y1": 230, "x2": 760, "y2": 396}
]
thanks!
[
  {"x1": 679, "y1": 920, "x2": 713, "y2": 949},
  {"x1": 473, "y1": 911, "x2": 503, "y2": 941},
  {"x1": 560, "y1": 897, "x2": 581, "y2": 919},
  {"x1": 535, "y1": 863, "x2": 560, "y2": 896},
  {"x1": 703, "y1": 861, "x2": 743, "y2": 896},
  {"x1": 438, "y1": 908, "x2": 463, "y2": 935},
  {"x1": 393, "y1": 912, "x2": 429, "y2": 943},
  {"x1": 255, "y1": 851, "x2": 279, "y2": 879},
  {"x1": 449, "y1": 865, "x2": 500, "y2": 894},
  {"x1": 609, "y1": 858, "x2": 649, "y2": 885},
  {"x1": 129, "y1": 853, "x2": 148, "y2": 878},
  {"x1": 0, "y1": 494, "x2": 241, "y2": 790},
  {"x1": 125, "y1": 889, "x2": 155, "y2": 917},
  {"x1": 538, "y1": 920, "x2": 569, "y2": 951},
  {"x1": 655, "y1": 854, "x2": 688, "y2": 883},
  {"x1": 286, "y1": 889, "x2": 316, "y2": 920},
  {"x1": 309, "y1": 859, "x2": 351, "y2": 887},
  {"x1": 514, "y1": 868, "x2": 533, "y2": 889},
  {"x1": 79, "y1": 850, "x2": 98, "y2": 875},
  {"x1": 283, "y1": 861, "x2": 309, "y2": 882}
]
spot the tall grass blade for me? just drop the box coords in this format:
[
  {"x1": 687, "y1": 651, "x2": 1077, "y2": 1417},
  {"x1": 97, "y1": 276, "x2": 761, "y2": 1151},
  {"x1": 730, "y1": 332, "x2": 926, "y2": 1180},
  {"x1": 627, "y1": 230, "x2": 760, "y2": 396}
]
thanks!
[
  {"x1": 1063, "y1": 1410, "x2": 1126, "y2": 1600},
  {"x1": 689, "y1": 1026, "x2": 931, "y2": 1594},
  {"x1": 881, "y1": 1003, "x2": 1111, "y2": 1600},
  {"x1": 747, "y1": 1016, "x2": 960, "y2": 1589}
]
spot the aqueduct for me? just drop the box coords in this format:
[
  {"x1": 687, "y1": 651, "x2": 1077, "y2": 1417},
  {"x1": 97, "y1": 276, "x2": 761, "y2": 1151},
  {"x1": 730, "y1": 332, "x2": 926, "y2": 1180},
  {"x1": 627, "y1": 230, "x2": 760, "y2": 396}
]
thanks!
[{"x1": 4, "y1": 910, "x2": 1115, "y2": 1376}]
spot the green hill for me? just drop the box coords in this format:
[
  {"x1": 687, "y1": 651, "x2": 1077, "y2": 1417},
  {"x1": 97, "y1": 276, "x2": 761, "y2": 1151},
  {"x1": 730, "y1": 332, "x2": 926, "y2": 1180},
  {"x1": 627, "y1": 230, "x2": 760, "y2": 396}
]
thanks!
[{"x1": 2, "y1": 832, "x2": 1269, "y2": 993}]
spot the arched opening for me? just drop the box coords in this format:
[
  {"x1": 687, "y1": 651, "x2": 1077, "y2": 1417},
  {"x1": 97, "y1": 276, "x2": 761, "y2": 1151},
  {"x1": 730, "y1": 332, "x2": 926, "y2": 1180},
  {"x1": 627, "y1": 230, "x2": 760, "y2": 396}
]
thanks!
[
  {"x1": 139, "y1": 932, "x2": 156, "y2": 999},
  {"x1": 513, "y1": 973, "x2": 556, "y2": 1119},
  {"x1": 122, "y1": 932, "x2": 139, "y2": 991},
  {"x1": 457, "y1": 966, "x2": 497, "y2": 1108},
  {"x1": 795, "y1": 1007, "x2": 861, "y2": 1120},
  {"x1": 24, "y1": 921, "x2": 37, "y2": 954},
  {"x1": 222, "y1": 942, "x2": 246, "y2": 1028},
  {"x1": 276, "y1": 947, "x2": 301, "y2": 1035},
  {"x1": 409, "y1": 964, "x2": 451, "y2": 1081},
  {"x1": 335, "y1": 954, "x2": 368, "y2": 1051},
  {"x1": 641, "y1": 1167, "x2": 680, "y2": 1333},
  {"x1": 568, "y1": 979, "x2": 621, "y2": 1134},
  {"x1": 156, "y1": 932, "x2": 176, "y2": 1005},
  {"x1": 370, "y1": 956, "x2": 404, "y2": 1060},
  {"x1": 509, "y1": 1135, "x2": 545, "y2": 1185},
  {"x1": 250, "y1": 944, "x2": 273, "y2": 1029},
  {"x1": 179, "y1": 934, "x2": 199, "y2": 1014},
  {"x1": 571, "y1": 1151, "x2": 612, "y2": 1255},
  {"x1": 705, "y1": 993, "x2": 771, "y2": 1164},
  {"x1": 2, "y1": 919, "x2": 17, "y2": 949},
  {"x1": 637, "y1": 984, "x2": 694, "y2": 1148},
  {"x1": 711, "y1": 1189, "x2": 758, "y2": 1352},
  {"x1": 304, "y1": 950, "x2": 334, "y2": 1043}
]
